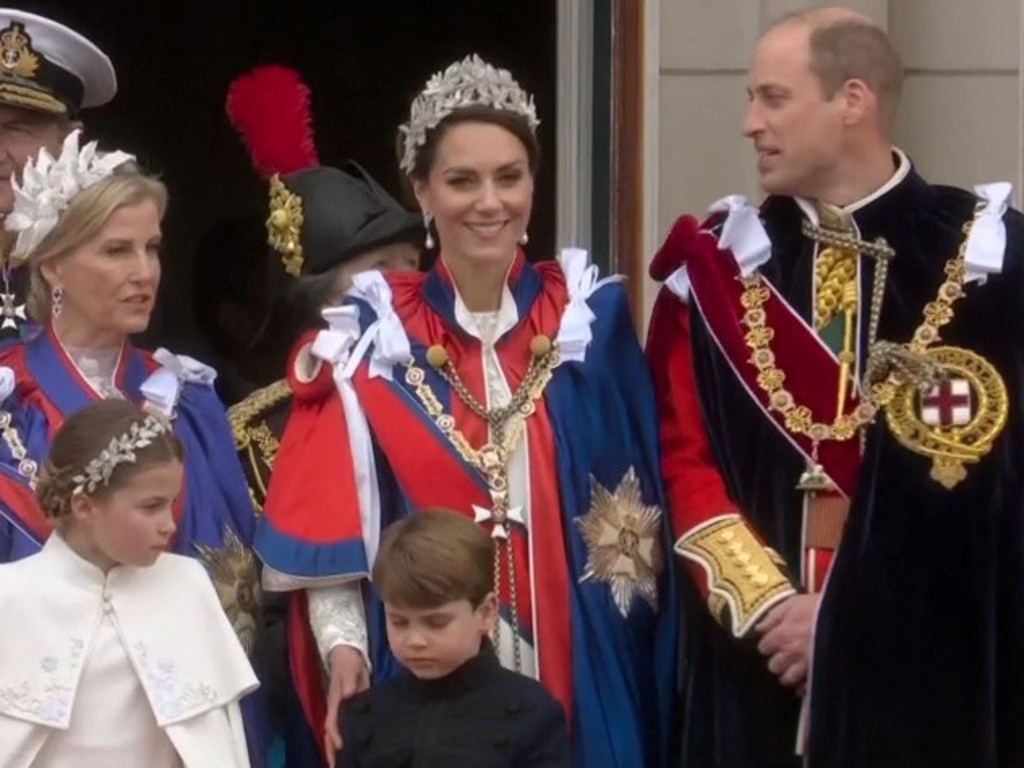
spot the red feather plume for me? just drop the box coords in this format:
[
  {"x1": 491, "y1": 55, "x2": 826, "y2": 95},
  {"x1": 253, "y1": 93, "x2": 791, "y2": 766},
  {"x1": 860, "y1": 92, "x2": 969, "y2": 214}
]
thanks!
[{"x1": 226, "y1": 65, "x2": 319, "y2": 178}]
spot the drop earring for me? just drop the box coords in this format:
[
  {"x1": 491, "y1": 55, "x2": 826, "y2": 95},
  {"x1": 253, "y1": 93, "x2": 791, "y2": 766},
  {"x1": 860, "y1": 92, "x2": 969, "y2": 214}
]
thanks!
[
  {"x1": 423, "y1": 211, "x2": 435, "y2": 250},
  {"x1": 51, "y1": 286, "x2": 64, "y2": 318}
]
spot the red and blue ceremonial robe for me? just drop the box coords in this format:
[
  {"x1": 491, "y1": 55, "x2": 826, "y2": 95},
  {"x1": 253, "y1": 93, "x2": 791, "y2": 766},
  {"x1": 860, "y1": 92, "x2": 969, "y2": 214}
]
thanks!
[{"x1": 258, "y1": 250, "x2": 679, "y2": 768}]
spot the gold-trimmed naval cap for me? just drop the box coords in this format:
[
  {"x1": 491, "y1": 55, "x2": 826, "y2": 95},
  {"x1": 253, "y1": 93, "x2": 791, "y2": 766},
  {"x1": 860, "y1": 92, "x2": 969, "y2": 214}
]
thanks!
[{"x1": 0, "y1": 9, "x2": 115, "y2": 116}]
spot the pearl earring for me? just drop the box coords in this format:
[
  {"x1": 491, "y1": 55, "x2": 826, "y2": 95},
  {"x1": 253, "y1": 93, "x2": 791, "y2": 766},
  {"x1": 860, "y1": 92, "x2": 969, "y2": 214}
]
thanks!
[{"x1": 423, "y1": 211, "x2": 435, "y2": 250}]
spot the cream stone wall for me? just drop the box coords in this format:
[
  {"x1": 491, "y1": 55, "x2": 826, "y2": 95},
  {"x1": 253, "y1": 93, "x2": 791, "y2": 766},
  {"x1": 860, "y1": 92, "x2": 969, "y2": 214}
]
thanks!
[{"x1": 644, "y1": 0, "x2": 1023, "y2": 322}]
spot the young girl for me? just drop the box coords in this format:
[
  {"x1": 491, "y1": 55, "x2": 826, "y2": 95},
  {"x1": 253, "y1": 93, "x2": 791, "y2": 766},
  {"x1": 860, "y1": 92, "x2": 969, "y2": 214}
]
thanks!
[{"x1": 0, "y1": 399, "x2": 258, "y2": 768}]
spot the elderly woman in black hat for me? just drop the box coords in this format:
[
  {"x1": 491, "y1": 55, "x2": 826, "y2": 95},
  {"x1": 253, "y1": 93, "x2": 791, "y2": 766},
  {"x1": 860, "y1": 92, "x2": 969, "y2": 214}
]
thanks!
[
  {"x1": 227, "y1": 165, "x2": 422, "y2": 512},
  {"x1": 225, "y1": 63, "x2": 422, "y2": 515},
  {"x1": 224, "y1": 65, "x2": 422, "y2": 768}
]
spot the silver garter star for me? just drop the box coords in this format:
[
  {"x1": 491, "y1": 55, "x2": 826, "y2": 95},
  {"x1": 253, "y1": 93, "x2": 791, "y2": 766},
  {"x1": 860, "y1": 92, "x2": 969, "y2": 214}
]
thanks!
[{"x1": 576, "y1": 467, "x2": 664, "y2": 618}]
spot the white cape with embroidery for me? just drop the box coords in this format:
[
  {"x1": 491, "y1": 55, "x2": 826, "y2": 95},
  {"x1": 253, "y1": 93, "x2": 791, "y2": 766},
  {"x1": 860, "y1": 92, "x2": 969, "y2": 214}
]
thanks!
[{"x1": 0, "y1": 534, "x2": 257, "y2": 768}]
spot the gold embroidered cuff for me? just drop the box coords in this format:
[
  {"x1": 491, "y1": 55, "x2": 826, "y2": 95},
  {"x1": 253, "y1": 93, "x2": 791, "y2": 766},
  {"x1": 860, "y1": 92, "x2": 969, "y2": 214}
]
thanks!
[{"x1": 676, "y1": 514, "x2": 796, "y2": 638}]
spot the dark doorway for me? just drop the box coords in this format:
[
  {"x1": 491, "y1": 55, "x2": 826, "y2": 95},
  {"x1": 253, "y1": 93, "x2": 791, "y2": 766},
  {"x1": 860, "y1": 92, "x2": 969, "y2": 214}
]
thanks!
[{"x1": 27, "y1": 0, "x2": 557, "y2": 352}]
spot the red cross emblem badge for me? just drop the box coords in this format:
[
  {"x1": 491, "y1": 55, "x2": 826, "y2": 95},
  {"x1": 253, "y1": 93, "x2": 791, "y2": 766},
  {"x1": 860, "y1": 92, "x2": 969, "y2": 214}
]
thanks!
[
  {"x1": 919, "y1": 378, "x2": 972, "y2": 428},
  {"x1": 883, "y1": 346, "x2": 1007, "y2": 490}
]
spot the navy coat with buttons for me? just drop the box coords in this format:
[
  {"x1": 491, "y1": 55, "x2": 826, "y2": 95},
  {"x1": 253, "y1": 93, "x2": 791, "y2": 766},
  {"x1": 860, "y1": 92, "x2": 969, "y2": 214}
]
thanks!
[{"x1": 337, "y1": 646, "x2": 571, "y2": 768}]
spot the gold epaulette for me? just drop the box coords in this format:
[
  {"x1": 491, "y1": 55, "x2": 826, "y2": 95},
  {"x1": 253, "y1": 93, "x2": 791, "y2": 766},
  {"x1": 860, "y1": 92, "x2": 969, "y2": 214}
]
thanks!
[
  {"x1": 676, "y1": 514, "x2": 795, "y2": 638},
  {"x1": 227, "y1": 379, "x2": 292, "y2": 451}
]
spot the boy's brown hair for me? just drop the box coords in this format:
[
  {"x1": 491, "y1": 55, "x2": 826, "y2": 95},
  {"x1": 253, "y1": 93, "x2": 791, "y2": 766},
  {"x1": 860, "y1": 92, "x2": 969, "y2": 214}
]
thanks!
[{"x1": 372, "y1": 509, "x2": 495, "y2": 608}]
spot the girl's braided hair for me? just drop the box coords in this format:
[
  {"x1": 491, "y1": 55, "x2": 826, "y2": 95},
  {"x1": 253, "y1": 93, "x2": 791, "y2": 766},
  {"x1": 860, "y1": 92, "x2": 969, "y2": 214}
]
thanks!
[{"x1": 35, "y1": 399, "x2": 183, "y2": 521}]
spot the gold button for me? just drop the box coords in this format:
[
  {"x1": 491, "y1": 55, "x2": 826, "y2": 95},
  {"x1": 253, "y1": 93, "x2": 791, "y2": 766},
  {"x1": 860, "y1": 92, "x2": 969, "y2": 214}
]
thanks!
[
  {"x1": 425, "y1": 345, "x2": 449, "y2": 369},
  {"x1": 529, "y1": 335, "x2": 552, "y2": 357}
]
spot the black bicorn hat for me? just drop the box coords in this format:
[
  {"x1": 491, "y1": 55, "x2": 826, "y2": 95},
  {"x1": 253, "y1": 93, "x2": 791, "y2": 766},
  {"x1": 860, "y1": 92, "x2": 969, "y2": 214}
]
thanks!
[
  {"x1": 277, "y1": 161, "x2": 421, "y2": 277},
  {"x1": 227, "y1": 65, "x2": 422, "y2": 278},
  {"x1": 0, "y1": 9, "x2": 115, "y2": 116}
]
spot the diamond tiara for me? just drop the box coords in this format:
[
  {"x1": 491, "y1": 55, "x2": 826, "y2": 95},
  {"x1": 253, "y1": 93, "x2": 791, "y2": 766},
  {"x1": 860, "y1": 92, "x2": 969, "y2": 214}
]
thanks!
[{"x1": 398, "y1": 54, "x2": 539, "y2": 175}]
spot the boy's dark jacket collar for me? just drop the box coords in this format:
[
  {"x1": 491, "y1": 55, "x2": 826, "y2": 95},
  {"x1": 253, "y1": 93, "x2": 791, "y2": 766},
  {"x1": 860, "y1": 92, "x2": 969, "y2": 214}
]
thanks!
[{"x1": 395, "y1": 640, "x2": 498, "y2": 701}]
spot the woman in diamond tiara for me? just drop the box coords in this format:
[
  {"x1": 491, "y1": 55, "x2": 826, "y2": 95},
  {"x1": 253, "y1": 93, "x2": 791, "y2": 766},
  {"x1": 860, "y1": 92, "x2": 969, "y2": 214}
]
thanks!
[
  {"x1": 0, "y1": 398, "x2": 258, "y2": 768},
  {"x1": 259, "y1": 55, "x2": 679, "y2": 768},
  {"x1": 0, "y1": 131, "x2": 268, "y2": 764}
]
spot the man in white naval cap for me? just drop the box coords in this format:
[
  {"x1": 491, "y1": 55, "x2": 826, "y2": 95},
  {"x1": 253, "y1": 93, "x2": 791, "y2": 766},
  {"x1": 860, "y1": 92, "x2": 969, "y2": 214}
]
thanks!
[{"x1": 0, "y1": 8, "x2": 116, "y2": 341}]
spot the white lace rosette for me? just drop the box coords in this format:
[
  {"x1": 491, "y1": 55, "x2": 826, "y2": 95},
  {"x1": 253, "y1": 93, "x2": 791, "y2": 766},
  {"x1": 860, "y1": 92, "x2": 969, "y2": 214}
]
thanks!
[{"x1": 4, "y1": 129, "x2": 135, "y2": 263}]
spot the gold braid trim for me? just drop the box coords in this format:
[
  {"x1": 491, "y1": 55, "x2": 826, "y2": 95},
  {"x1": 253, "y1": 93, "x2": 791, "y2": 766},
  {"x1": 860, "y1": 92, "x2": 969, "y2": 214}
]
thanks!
[
  {"x1": 227, "y1": 379, "x2": 292, "y2": 512},
  {"x1": 227, "y1": 379, "x2": 291, "y2": 449},
  {"x1": 676, "y1": 514, "x2": 796, "y2": 638},
  {"x1": 0, "y1": 83, "x2": 65, "y2": 114},
  {"x1": 813, "y1": 245, "x2": 857, "y2": 330}
]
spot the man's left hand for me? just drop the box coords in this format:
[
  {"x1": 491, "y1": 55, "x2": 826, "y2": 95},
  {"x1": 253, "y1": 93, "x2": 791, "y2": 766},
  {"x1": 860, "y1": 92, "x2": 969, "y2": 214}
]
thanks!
[{"x1": 755, "y1": 593, "x2": 820, "y2": 689}]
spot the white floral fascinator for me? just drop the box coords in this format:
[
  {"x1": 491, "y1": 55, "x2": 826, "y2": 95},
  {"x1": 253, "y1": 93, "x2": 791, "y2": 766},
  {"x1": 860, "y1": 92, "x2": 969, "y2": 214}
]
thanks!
[{"x1": 4, "y1": 129, "x2": 135, "y2": 262}]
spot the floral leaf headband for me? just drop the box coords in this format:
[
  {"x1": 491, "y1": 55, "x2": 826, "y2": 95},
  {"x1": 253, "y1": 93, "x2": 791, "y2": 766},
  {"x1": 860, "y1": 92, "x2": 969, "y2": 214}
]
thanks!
[
  {"x1": 70, "y1": 413, "x2": 170, "y2": 495},
  {"x1": 4, "y1": 129, "x2": 135, "y2": 263}
]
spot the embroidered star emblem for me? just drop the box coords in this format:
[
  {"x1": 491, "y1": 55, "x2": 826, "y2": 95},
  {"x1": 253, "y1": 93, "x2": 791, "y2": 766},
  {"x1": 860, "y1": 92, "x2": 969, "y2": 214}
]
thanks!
[
  {"x1": 576, "y1": 467, "x2": 664, "y2": 618},
  {"x1": 473, "y1": 503, "x2": 526, "y2": 540},
  {"x1": 194, "y1": 527, "x2": 261, "y2": 654}
]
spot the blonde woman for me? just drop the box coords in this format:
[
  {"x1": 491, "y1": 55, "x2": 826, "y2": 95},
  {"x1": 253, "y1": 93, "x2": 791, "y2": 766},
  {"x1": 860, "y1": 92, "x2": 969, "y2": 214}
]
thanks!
[{"x1": 0, "y1": 131, "x2": 268, "y2": 765}]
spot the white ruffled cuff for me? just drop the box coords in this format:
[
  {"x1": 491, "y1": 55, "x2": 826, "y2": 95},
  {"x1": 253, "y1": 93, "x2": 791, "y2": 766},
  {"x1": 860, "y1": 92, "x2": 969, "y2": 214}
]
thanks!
[{"x1": 306, "y1": 582, "x2": 371, "y2": 673}]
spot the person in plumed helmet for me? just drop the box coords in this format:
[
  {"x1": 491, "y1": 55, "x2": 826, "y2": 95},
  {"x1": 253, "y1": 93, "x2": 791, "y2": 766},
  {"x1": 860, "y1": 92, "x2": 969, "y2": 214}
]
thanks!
[
  {"x1": 224, "y1": 65, "x2": 423, "y2": 768},
  {"x1": 225, "y1": 63, "x2": 422, "y2": 534},
  {"x1": 0, "y1": 8, "x2": 116, "y2": 344}
]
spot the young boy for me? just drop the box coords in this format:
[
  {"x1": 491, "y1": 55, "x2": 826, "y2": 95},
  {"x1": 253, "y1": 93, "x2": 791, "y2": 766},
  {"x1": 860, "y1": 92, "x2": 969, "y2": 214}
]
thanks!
[{"x1": 337, "y1": 509, "x2": 570, "y2": 768}]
